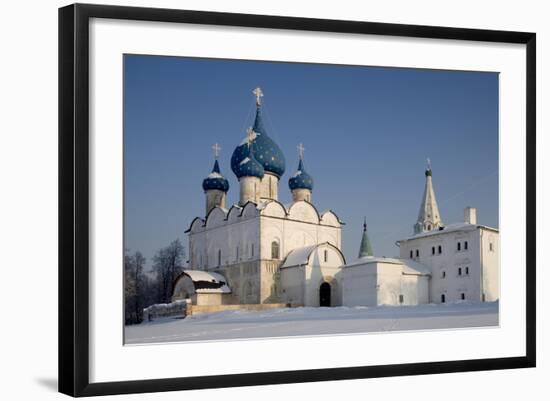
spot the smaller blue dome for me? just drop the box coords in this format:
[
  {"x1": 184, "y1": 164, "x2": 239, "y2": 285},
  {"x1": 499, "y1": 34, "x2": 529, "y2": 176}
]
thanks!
[
  {"x1": 234, "y1": 144, "x2": 264, "y2": 180},
  {"x1": 289, "y1": 159, "x2": 314, "y2": 191},
  {"x1": 202, "y1": 160, "x2": 229, "y2": 192}
]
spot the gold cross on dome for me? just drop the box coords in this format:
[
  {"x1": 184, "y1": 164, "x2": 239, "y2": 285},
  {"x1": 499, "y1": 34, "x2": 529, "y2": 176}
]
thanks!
[
  {"x1": 212, "y1": 143, "x2": 221, "y2": 159},
  {"x1": 297, "y1": 143, "x2": 305, "y2": 160},
  {"x1": 253, "y1": 87, "x2": 263, "y2": 106}
]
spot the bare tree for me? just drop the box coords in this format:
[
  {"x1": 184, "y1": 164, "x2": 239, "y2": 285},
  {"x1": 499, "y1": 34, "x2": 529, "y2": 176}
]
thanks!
[
  {"x1": 124, "y1": 250, "x2": 148, "y2": 324},
  {"x1": 152, "y1": 239, "x2": 186, "y2": 304}
]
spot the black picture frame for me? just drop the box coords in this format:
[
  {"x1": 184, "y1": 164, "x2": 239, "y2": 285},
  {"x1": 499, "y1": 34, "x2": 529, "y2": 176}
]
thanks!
[{"x1": 58, "y1": 3, "x2": 536, "y2": 397}]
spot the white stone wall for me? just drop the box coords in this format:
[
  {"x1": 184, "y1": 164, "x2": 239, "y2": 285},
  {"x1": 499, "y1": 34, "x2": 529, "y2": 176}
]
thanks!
[
  {"x1": 402, "y1": 274, "x2": 430, "y2": 305},
  {"x1": 481, "y1": 229, "x2": 500, "y2": 301},
  {"x1": 342, "y1": 264, "x2": 378, "y2": 306},
  {"x1": 399, "y1": 225, "x2": 499, "y2": 303},
  {"x1": 343, "y1": 262, "x2": 429, "y2": 306},
  {"x1": 280, "y1": 265, "x2": 304, "y2": 306},
  {"x1": 189, "y1": 207, "x2": 261, "y2": 271},
  {"x1": 376, "y1": 264, "x2": 405, "y2": 305}
]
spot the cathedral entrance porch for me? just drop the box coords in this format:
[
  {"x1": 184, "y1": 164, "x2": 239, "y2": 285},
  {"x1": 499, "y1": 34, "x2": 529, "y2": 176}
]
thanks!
[{"x1": 320, "y1": 282, "x2": 331, "y2": 307}]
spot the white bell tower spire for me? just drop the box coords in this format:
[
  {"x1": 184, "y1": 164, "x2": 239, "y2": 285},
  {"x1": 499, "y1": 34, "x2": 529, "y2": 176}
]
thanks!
[{"x1": 414, "y1": 159, "x2": 443, "y2": 234}]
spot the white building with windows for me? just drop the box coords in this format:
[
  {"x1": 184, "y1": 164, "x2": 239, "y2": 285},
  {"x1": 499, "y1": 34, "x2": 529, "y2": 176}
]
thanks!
[
  {"x1": 174, "y1": 88, "x2": 499, "y2": 310},
  {"x1": 342, "y1": 163, "x2": 499, "y2": 306},
  {"x1": 396, "y1": 162, "x2": 499, "y2": 304}
]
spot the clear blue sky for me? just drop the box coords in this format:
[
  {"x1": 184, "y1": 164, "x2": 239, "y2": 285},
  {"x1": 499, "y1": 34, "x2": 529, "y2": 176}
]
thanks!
[{"x1": 124, "y1": 55, "x2": 499, "y2": 268}]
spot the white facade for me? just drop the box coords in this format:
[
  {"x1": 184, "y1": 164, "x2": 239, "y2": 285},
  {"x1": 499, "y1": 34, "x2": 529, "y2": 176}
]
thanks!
[
  {"x1": 343, "y1": 257, "x2": 430, "y2": 306},
  {"x1": 186, "y1": 199, "x2": 343, "y2": 305},
  {"x1": 397, "y1": 221, "x2": 500, "y2": 303},
  {"x1": 280, "y1": 243, "x2": 346, "y2": 307}
]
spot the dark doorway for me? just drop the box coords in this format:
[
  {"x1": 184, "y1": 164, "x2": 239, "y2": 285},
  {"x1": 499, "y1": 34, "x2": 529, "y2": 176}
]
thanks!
[{"x1": 320, "y1": 282, "x2": 331, "y2": 307}]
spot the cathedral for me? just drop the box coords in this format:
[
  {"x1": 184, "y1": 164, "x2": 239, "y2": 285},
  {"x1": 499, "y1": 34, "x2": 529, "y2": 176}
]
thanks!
[{"x1": 171, "y1": 88, "x2": 499, "y2": 311}]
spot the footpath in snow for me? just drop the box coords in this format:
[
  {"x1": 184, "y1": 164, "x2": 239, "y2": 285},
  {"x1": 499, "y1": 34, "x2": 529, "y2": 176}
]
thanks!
[{"x1": 125, "y1": 301, "x2": 498, "y2": 345}]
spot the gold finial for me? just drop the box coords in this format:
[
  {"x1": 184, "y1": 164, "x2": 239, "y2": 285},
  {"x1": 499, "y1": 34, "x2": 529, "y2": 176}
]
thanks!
[
  {"x1": 212, "y1": 143, "x2": 221, "y2": 160},
  {"x1": 297, "y1": 143, "x2": 305, "y2": 160}
]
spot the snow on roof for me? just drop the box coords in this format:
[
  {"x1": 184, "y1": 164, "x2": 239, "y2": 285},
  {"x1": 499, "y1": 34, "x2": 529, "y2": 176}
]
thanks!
[
  {"x1": 345, "y1": 257, "x2": 431, "y2": 276},
  {"x1": 256, "y1": 201, "x2": 269, "y2": 210},
  {"x1": 207, "y1": 172, "x2": 223, "y2": 179},
  {"x1": 239, "y1": 156, "x2": 251, "y2": 165},
  {"x1": 345, "y1": 256, "x2": 403, "y2": 268},
  {"x1": 183, "y1": 270, "x2": 231, "y2": 293},
  {"x1": 282, "y1": 245, "x2": 319, "y2": 268},
  {"x1": 400, "y1": 259, "x2": 432, "y2": 276},
  {"x1": 400, "y1": 222, "x2": 499, "y2": 242}
]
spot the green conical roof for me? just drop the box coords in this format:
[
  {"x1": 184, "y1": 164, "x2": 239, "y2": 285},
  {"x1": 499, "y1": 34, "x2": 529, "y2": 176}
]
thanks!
[{"x1": 358, "y1": 218, "x2": 373, "y2": 258}]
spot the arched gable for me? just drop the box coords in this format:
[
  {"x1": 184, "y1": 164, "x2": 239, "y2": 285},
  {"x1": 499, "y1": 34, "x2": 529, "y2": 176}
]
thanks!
[
  {"x1": 185, "y1": 217, "x2": 205, "y2": 233},
  {"x1": 227, "y1": 205, "x2": 243, "y2": 224},
  {"x1": 205, "y1": 206, "x2": 227, "y2": 229},
  {"x1": 282, "y1": 242, "x2": 346, "y2": 268},
  {"x1": 240, "y1": 201, "x2": 260, "y2": 219},
  {"x1": 309, "y1": 242, "x2": 346, "y2": 266},
  {"x1": 287, "y1": 200, "x2": 320, "y2": 224},
  {"x1": 260, "y1": 199, "x2": 287, "y2": 218},
  {"x1": 320, "y1": 210, "x2": 342, "y2": 227}
]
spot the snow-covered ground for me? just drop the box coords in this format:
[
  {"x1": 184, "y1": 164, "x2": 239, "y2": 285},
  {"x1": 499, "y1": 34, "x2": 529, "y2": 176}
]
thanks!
[{"x1": 125, "y1": 301, "x2": 498, "y2": 345}]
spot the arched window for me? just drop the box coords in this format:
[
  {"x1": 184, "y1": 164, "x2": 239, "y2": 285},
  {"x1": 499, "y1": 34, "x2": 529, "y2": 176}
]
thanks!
[
  {"x1": 438, "y1": 245, "x2": 442, "y2": 254},
  {"x1": 457, "y1": 242, "x2": 461, "y2": 251},
  {"x1": 410, "y1": 250, "x2": 413, "y2": 258},
  {"x1": 217, "y1": 250, "x2": 221, "y2": 267},
  {"x1": 464, "y1": 241, "x2": 468, "y2": 250},
  {"x1": 441, "y1": 294, "x2": 446, "y2": 303},
  {"x1": 416, "y1": 249, "x2": 419, "y2": 257},
  {"x1": 271, "y1": 241, "x2": 280, "y2": 259},
  {"x1": 427, "y1": 224, "x2": 432, "y2": 230}
]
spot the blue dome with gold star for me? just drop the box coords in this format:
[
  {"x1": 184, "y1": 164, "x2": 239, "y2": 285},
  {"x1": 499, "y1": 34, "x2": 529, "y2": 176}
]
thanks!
[
  {"x1": 289, "y1": 159, "x2": 314, "y2": 191},
  {"x1": 231, "y1": 105, "x2": 286, "y2": 179},
  {"x1": 202, "y1": 159, "x2": 230, "y2": 192},
  {"x1": 232, "y1": 143, "x2": 265, "y2": 179}
]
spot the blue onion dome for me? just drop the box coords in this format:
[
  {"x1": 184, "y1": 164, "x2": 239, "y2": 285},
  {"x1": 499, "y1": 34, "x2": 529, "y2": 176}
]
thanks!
[
  {"x1": 233, "y1": 142, "x2": 265, "y2": 180},
  {"x1": 202, "y1": 159, "x2": 229, "y2": 192},
  {"x1": 289, "y1": 159, "x2": 314, "y2": 191},
  {"x1": 231, "y1": 104, "x2": 286, "y2": 178}
]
